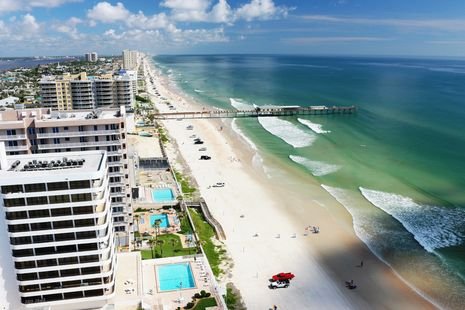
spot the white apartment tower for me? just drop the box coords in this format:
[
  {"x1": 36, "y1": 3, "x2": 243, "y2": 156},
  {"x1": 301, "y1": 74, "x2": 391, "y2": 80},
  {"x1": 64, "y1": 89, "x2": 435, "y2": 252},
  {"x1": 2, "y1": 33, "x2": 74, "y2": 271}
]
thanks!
[
  {"x1": 122, "y1": 50, "x2": 138, "y2": 70},
  {"x1": 85, "y1": 52, "x2": 98, "y2": 62},
  {"x1": 0, "y1": 108, "x2": 131, "y2": 239},
  {"x1": 39, "y1": 72, "x2": 135, "y2": 111},
  {"x1": 0, "y1": 148, "x2": 115, "y2": 309}
]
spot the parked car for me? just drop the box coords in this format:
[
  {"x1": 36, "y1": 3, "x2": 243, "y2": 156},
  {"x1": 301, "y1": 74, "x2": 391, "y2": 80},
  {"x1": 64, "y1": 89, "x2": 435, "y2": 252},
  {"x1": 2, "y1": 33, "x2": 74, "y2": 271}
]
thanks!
[
  {"x1": 194, "y1": 140, "x2": 204, "y2": 145},
  {"x1": 198, "y1": 147, "x2": 207, "y2": 151},
  {"x1": 269, "y1": 280, "x2": 290, "y2": 289},
  {"x1": 271, "y1": 273, "x2": 295, "y2": 282},
  {"x1": 200, "y1": 155, "x2": 211, "y2": 160},
  {"x1": 212, "y1": 182, "x2": 225, "y2": 187}
]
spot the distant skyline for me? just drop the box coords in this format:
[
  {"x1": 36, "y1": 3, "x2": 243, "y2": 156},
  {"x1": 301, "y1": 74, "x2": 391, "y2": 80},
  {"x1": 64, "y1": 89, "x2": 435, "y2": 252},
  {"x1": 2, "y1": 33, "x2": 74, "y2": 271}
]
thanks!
[{"x1": 1, "y1": 0, "x2": 465, "y2": 57}]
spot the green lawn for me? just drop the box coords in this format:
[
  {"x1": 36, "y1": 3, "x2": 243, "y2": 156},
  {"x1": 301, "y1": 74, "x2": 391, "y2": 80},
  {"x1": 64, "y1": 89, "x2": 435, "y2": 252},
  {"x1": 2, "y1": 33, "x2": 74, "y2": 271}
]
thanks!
[
  {"x1": 179, "y1": 213, "x2": 193, "y2": 234},
  {"x1": 193, "y1": 297, "x2": 217, "y2": 310},
  {"x1": 174, "y1": 170, "x2": 196, "y2": 196},
  {"x1": 188, "y1": 208, "x2": 222, "y2": 277},
  {"x1": 140, "y1": 234, "x2": 196, "y2": 259}
]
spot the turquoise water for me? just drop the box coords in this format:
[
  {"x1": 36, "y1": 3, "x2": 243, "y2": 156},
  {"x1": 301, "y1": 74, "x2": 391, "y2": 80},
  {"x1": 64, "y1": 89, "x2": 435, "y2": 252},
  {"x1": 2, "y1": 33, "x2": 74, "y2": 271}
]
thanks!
[
  {"x1": 152, "y1": 188, "x2": 175, "y2": 202},
  {"x1": 150, "y1": 214, "x2": 169, "y2": 228},
  {"x1": 154, "y1": 55, "x2": 465, "y2": 308},
  {"x1": 157, "y1": 263, "x2": 195, "y2": 291}
]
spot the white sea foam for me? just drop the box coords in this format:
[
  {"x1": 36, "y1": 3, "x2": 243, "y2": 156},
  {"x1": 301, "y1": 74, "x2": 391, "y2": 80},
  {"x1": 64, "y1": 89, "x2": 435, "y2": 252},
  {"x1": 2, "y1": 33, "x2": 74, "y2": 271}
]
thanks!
[
  {"x1": 290, "y1": 155, "x2": 340, "y2": 176},
  {"x1": 258, "y1": 117, "x2": 316, "y2": 148},
  {"x1": 194, "y1": 89, "x2": 204, "y2": 93},
  {"x1": 229, "y1": 98, "x2": 254, "y2": 110},
  {"x1": 231, "y1": 119, "x2": 257, "y2": 151},
  {"x1": 297, "y1": 118, "x2": 331, "y2": 134},
  {"x1": 360, "y1": 187, "x2": 465, "y2": 252}
]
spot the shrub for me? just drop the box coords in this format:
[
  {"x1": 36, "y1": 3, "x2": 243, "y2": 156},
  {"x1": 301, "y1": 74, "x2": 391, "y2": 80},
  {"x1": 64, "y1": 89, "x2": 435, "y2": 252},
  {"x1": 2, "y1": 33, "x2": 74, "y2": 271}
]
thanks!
[
  {"x1": 193, "y1": 293, "x2": 201, "y2": 299},
  {"x1": 184, "y1": 302, "x2": 195, "y2": 309},
  {"x1": 200, "y1": 290, "x2": 207, "y2": 297},
  {"x1": 205, "y1": 292, "x2": 211, "y2": 297}
]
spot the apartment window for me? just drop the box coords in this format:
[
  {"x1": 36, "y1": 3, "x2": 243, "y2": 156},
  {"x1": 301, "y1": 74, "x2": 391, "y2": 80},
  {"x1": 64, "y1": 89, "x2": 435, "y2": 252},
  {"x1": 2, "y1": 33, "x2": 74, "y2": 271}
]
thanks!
[
  {"x1": 28, "y1": 209, "x2": 50, "y2": 218},
  {"x1": 78, "y1": 126, "x2": 84, "y2": 131},
  {"x1": 71, "y1": 193, "x2": 91, "y2": 202},
  {"x1": 64, "y1": 126, "x2": 68, "y2": 130},
  {"x1": 76, "y1": 231, "x2": 96, "y2": 239},
  {"x1": 62, "y1": 280, "x2": 81, "y2": 288},
  {"x1": 53, "y1": 138, "x2": 60, "y2": 144},
  {"x1": 17, "y1": 273, "x2": 37, "y2": 281},
  {"x1": 15, "y1": 261, "x2": 36, "y2": 269},
  {"x1": 43, "y1": 294, "x2": 62, "y2": 302},
  {"x1": 83, "y1": 278, "x2": 102, "y2": 286},
  {"x1": 114, "y1": 217, "x2": 124, "y2": 223},
  {"x1": 1, "y1": 184, "x2": 23, "y2": 194},
  {"x1": 80, "y1": 137, "x2": 88, "y2": 143},
  {"x1": 75, "y1": 219, "x2": 94, "y2": 227},
  {"x1": 73, "y1": 206, "x2": 93, "y2": 215},
  {"x1": 69, "y1": 180, "x2": 90, "y2": 189},
  {"x1": 53, "y1": 220, "x2": 73, "y2": 229},
  {"x1": 78, "y1": 243, "x2": 98, "y2": 252},
  {"x1": 34, "y1": 247, "x2": 55, "y2": 256},
  {"x1": 55, "y1": 233, "x2": 75, "y2": 242},
  {"x1": 8, "y1": 224, "x2": 29, "y2": 233},
  {"x1": 58, "y1": 256, "x2": 79, "y2": 266},
  {"x1": 112, "y1": 207, "x2": 123, "y2": 213},
  {"x1": 80, "y1": 255, "x2": 100, "y2": 264},
  {"x1": 47, "y1": 182, "x2": 68, "y2": 191},
  {"x1": 60, "y1": 268, "x2": 80, "y2": 277},
  {"x1": 110, "y1": 124, "x2": 118, "y2": 130},
  {"x1": 65, "y1": 137, "x2": 70, "y2": 141},
  {"x1": 13, "y1": 249, "x2": 33, "y2": 258},
  {"x1": 52, "y1": 127, "x2": 59, "y2": 133},
  {"x1": 6, "y1": 211, "x2": 27, "y2": 220},
  {"x1": 94, "y1": 136, "x2": 99, "y2": 142},
  {"x1": 38, "y1": 128, "x2": 45, "y2": 134},
  {"x1": 19, "y1": 285, "x2": 40, "y2": 293},
  {"x1": 81, "y1": 266, "x2": 100, "y2": 275},
  {"x1": 6, "y1": 129, "x2": 16, "y2": 135},
  {"x1": 4, "y1": 198, "x2": 26, "y2": 208},
  {"x1": 10, "y1": 236, "x2": 32, "y2": 245},
  {"x1": 26, "y1": 196, "x2": 48, "y2": 206},
  {"x1": 30, "y1": 222, "x2": 52, "y2": 231},
  {"x1": 56, "y1": 245, "x2": 76, "y2": 255},
  {"x1": 94, "y1": 125, "x2": 98, "y2": 131},
  {"x1": 51, "y1": 208, "x2": 72, "y2": 217},
  {"x1": 37, "y1": 259, "x2": 57, "y2": 268},
  {"x1": 85, "y1": 289, "x2": 104, "y2": 297},
  {"x1": 105, "y1": 125, "x2": 109, "y2": 130},
  {"x1": 33, "y1": 234, "x2": 54, "y2": 243},
  {"x1": 64, "y1": 291, "x2": 84, "y2": 300},
  {"x1": 24, "y1": 183, "x2": 46, "y2": 192},
  {"x1": 40, "y1": 282, "x2": 61, "y2": 290},
  {"x1": 49, "y1": 195, "x2": 70, "y2": 204}
]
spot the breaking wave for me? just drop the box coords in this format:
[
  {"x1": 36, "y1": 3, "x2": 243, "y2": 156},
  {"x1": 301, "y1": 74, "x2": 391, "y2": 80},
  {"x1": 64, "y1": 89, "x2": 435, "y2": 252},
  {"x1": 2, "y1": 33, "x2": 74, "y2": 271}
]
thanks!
[
  {"x1": 289, "y1": 155, "x2": 340, "y2": 176},
  {"x1": 297, "y1": 118, "x2": 331, "y2": 134},
  {"x1": 258, "y1": 117, "x2": 316, "y2": 148}
]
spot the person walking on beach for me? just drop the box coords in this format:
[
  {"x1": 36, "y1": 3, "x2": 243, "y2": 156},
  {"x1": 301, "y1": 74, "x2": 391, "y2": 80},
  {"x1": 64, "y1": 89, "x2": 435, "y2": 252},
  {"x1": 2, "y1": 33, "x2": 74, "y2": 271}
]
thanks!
[{"x1": 360, "y1": 260, "x2": 364, "y2": 268}]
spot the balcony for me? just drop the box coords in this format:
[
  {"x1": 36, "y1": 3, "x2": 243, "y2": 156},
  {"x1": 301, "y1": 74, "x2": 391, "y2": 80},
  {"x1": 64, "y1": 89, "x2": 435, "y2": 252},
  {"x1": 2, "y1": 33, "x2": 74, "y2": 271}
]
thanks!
[
  {"x1": 0, "y1": 134, "x2": 27, "y2": 141},
  {"x1": 5, "y1": 145, "x2": 29, "y2": 151},
  {"x1": 36, "y1": 130, "x2": 120, "y2": 138},
  {"x1": 37, "y1": 140, "x2": 121, "y2": 150}
]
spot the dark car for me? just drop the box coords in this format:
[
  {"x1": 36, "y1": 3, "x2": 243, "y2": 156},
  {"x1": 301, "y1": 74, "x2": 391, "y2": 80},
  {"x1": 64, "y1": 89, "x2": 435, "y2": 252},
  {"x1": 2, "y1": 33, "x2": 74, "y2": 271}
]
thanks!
[
  {"x1": 200, "y1": 155, "x2": 211, "y2": 160},
  {"x1": 194, "y1": 140, "x2": 204, "y2": 144}
]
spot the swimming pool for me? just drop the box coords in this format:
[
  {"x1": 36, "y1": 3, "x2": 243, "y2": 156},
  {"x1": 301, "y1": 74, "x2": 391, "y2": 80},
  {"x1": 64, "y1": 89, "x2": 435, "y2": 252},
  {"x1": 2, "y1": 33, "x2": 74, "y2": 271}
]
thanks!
[
  {"x1": 152, "y1": 188, "x2": 175, "y2": 202},
  {"x1": 150, "y1": 214, "x2": 169, "y2": 228},
  {"x1": 157, "y1": 263, "x2": 195, "y2": 291}
]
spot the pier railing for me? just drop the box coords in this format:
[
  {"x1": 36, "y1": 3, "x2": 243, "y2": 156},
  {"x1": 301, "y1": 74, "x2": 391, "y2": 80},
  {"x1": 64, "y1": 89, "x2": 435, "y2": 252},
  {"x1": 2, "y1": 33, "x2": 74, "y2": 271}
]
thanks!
[{"x1": 154, "y1": 105, "x2": 356, "y2": 120}]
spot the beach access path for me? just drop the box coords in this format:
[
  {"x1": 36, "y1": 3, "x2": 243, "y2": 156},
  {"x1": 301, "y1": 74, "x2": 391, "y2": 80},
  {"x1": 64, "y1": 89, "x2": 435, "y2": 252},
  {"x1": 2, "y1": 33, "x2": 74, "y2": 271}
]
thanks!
[{"x1": 142, "y1": 58, "x2": 435, "y2": 310}]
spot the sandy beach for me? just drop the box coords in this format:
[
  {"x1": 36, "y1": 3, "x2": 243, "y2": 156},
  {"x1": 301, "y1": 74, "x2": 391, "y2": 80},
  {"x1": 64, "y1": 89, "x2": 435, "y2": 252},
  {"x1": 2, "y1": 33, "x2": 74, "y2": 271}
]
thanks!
[{"x1": 142, "y1": 57, "x2": 436, "y2": 309}]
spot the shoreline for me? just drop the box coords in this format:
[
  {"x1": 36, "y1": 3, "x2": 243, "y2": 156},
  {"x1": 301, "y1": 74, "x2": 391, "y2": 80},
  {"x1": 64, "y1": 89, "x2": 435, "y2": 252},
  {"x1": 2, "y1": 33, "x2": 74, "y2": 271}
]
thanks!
[{"x1": 143, "y1": 57, "x2": 436, "y2": 309}]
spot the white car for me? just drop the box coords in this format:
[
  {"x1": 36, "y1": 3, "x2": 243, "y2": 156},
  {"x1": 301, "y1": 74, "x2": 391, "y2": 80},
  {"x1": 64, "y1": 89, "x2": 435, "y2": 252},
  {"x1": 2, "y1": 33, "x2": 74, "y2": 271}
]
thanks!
[
  {"x1": 212, "y1": 182, "x2": 225, "y2": 188},
  {"x1": 268, "y1": 280, "x2": 289, "y2": 289}
]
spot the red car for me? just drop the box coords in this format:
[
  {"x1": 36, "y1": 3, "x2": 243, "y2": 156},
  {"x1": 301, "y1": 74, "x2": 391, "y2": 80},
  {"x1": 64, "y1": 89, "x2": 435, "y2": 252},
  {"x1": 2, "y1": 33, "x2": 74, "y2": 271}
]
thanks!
[{"x1": 272, "y1": 273, "x2": 295, "y2": 282}]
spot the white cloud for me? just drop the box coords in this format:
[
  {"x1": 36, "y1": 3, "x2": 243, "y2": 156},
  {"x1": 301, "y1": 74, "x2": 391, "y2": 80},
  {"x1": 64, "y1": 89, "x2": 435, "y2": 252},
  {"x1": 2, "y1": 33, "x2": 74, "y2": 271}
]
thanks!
[
  {"x1": 0, "y1": 0, "x2": 81, "y2": 12},
  {"x1": 210, "y1": 0, "x2": 232, "y2": 23},
  {"x1": 301, "y1": 15, "x2": 465, "y2": 32},
  {"x1": 87, "y1": 2, "x2": 130, "y2": 23},
  {"x1": 21, "y1": 14, "x2": 40, "y2": 35},
  {"x1": 56, "y1": 17, "x2": 83, "y2": 39},
  {"x1": 161, "y1": 0, "x2": 211, "y2": 11},
  {"x1": 235, "y1": 0, "x2": 289, "y2": 22},
  {"x1": 126, "y1": 12, "x2": 170, "y2": 30}
]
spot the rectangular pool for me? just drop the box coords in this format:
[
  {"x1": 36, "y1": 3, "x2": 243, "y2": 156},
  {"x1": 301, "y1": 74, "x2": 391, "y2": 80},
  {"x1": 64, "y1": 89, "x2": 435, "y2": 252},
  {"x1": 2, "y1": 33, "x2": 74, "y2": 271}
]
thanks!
[
  {"x1": 157, "y1": 263, "x2": 195, "y2": 291},
  {"x1": 152, "y1": 188, "x2": 175, "y2": 203},
  {"x1": 150, "y1": 214, "x2": 169, "y2": 228}
]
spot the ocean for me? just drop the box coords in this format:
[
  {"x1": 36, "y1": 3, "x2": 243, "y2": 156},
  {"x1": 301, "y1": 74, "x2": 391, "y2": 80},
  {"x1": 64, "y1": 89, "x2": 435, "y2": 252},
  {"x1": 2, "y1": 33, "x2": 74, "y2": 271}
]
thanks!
[{"x1": 154, "y1": 55, "x2": 465, "y2": 308}]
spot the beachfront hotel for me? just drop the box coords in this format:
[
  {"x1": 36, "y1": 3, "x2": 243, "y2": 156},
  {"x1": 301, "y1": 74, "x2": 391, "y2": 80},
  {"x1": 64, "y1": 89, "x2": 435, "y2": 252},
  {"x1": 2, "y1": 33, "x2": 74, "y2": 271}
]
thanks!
[
  {"x1": 0, "y1": 107, "x2": 131, "y2": 239},
  {"x1": 0, "y1": 146, "x2": 115, "y2": 309},
  {"x1": 122, "y1": 50, "x2": 139, "y2": 71},
  {"x1": 39, "y1": 71, "x2": 136, "y2": 111}
]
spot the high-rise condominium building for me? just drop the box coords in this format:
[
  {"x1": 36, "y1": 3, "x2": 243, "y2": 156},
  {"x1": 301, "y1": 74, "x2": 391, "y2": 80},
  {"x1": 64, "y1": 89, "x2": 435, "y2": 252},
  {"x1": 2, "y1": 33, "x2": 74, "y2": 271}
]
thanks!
[
  {"x1": 0, "y1": 107, "x2": 131, "y2": 237},
  {"x1": 122, "y1": 50, "x2": 138, "y2": 70},
  {"x1": 0, "y1": 147, "x2": 115, "y2": 309},
  {"x1": 39, "y1": 72, "x2": 135, "y2": 111},
  {"x1": 85, "y1": 52, "x2": 98, "y2": 62}
]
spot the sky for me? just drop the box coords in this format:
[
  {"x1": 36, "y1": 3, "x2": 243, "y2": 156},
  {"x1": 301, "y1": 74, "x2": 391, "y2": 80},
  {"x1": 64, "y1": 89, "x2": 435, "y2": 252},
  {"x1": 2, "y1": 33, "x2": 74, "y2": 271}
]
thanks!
[{"x1": 1, "y1": 0, "x2": 465, "y2": 57}]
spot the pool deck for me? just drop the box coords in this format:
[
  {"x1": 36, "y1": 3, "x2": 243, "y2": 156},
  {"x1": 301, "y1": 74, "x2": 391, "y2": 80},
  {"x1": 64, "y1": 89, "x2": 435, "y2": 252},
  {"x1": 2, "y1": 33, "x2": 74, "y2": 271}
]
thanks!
[{"x1": 136, "y1": 210, "x2": 180, "y2": 235}]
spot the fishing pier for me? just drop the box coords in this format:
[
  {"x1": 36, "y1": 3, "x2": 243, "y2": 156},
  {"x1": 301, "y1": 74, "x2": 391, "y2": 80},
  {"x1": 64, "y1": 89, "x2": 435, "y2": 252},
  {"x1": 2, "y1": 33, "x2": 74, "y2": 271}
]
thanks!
[{"x1": 154, "y1": 105, "x2": 356, "y2": 120}]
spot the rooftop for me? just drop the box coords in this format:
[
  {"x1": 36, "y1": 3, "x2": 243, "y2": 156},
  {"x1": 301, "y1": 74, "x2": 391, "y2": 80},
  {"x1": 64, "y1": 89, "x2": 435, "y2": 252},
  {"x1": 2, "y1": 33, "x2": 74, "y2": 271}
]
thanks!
[
  {"x1": 0, "y1": 107, "x2": 124, "y2": 122},
  {"x1": 0, "y1": 150, "x2": 106, "y2": 182}
]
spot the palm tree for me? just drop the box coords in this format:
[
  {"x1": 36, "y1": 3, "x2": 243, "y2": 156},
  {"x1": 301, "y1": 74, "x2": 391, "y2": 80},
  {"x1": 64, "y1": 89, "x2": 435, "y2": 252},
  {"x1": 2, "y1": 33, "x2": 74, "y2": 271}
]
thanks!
[
  {"x1": 156, "y1": 239, "x2": 165, "y2": 257},
  {"x1": 153, "y1": 219, "x2": 162, "y2": 240},
  {"x1": 170, "y1": 237, "x2": 178, "y2": 252},
  {"x1": 148, "y1": 237, "x2": 157, "y2": 259},
  {"x1": 133, "y1": 214, "x2": 140, "y2": 247}
]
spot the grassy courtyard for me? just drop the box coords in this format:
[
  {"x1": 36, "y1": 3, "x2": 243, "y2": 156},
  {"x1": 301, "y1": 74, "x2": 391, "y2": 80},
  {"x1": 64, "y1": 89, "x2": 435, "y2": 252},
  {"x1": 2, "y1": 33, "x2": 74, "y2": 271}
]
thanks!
[{"x1": 140, "y1": 233, "x2": 196, "y2": 259}]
